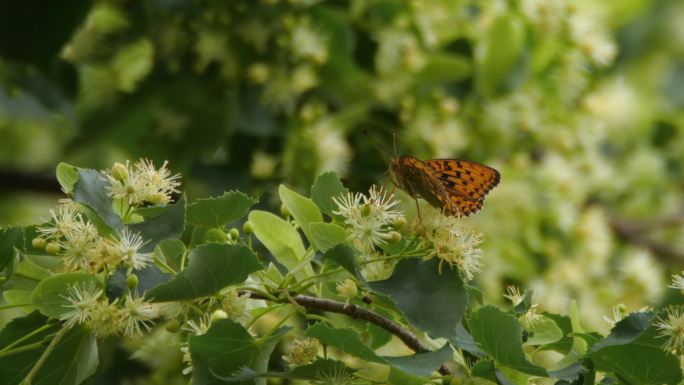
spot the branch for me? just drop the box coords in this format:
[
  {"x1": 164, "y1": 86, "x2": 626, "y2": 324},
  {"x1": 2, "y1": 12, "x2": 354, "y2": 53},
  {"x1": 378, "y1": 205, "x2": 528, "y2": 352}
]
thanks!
[
  {"x1": 609, "y1": 215, "x2": 684, "y2": 264},
  {"x1": 245, "y1": 291, "x2": 452, "y2": 376}
]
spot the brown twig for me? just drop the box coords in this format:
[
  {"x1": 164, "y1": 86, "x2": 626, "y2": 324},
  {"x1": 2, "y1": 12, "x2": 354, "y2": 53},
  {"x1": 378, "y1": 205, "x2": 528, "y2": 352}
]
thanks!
[
  {"x1": 245, "y1": 291, "x2": 452, "y2": 376},
  {"x1": 609, "y1": 216, "x2": 684, "y2": 264}
]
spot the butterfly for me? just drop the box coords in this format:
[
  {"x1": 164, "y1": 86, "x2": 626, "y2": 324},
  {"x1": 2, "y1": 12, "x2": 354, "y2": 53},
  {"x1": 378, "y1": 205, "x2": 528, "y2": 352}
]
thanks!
[{"x1": 390, "y1": 155, "x2": 500, "y2": 217}]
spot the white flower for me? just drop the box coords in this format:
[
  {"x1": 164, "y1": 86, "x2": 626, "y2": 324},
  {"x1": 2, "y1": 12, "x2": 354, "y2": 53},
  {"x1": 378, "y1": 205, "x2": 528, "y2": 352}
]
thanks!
[
  {"x1": 619, "y1": 250, "x2": 664, "y2": 302},
  {"x1": 121, "y1": 294, "x2": 158, "y2": 337},
  {"x1": 87, "y1": 300, "x2": 122, "y2": 338},
  {"x1": 60, "y1": 282, "x2": 103, "y2": 327},
  {"x1": 418, "y1": 207, "x2": 484, "y2": 280},
  {"x1": 333, "y1": 186, "x2": 404, "y2": 253},
  {"x1": 103, "y1": 160, "x2": 149, "y2": 205},
  {"x1": 183, "y1": 314, "x2": 212, "y2": 336},
  {"x1": 290, "y1": 19, "x2": 328, "y2": 64},
  {"x1": 284, "y1": 338, "x2": 320, "y2": 366},
  {"x1": 668, "y1": 271, "x2": 684, "y2": 293},
  {"x1": 39, "y1": 203, "x2": 97, "y2": 241},
  {"x1": 503, "y1": 285, "x2": 524, "y2": 306},
  {"x1": 103, "y1": 159, "x2": 181, "y2": 206},
  {"x1": 107, "y1": 228, "x2": 151, "y2": 270},
  {"x1": 602, "y1": 304, "x2": 627, "y2": 326},
  {"x1": 58, "y1": 226, "x2": 101, "y2": 272},
  {"x1": 336, "y1": 279, "x2": 358, "y2": 306},
  {"x1": 655, "y1": 306, "x2": 684, "y2": 354},
  {"x1": 360, "y1": 260, "x2": 394, "y2": 282},
  {"x1": 135, "y1": 159, "x2": 181, "y2": 204}
]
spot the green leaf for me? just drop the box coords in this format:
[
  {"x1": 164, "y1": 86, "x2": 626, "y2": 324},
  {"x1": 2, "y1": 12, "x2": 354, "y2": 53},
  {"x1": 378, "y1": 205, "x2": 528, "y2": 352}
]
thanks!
[
  {"x1": 248, "y1": 210, "x2": 306, "y2": 270},
  {"x1": 306, "y1": 323, "x2": 450, "y2": 377},
  {"x1": 524, "y1": 315, "x2": 563, "y2": 346},
  {"x1": 308, "y1": 222, "x2": 349, "y2": 252},
  {"x1": 453, "y1": 322, "x2": 485, "y2": 356},
  {"x1": 383, "y1": 345, "x2": 452, "y2": 377},
  {"x1": 15, "y1": 257, "x2": 51, "y2": 280},
  {"x1": 541, "y1": 313, "x2": 573, "y2": 354},
  {"x1": 590, "y1": 312, "x2": 654, "y2": 351},
  {"x1": 56, "y1": 162, "x2": 79, "y2": 194},
  {"x1": 591, "y1": 345, "x2": 681, "y2": 385},
  {"x1": 417, "y1": 53, "x2": 471, "y2": 84},
  {"x1": 513, "y1": 290, "x2": 534, "y2": 315},
  {"x1": 190, "y1": 319, "x2": 290, "y2": 385},
  {"x1": 146, "y1": 243, "x2": 261, "y2": 302},
  {"x1": 106, "y1": 264, "x2": 171, "y2": 299},
  {"x1": 306, "y1": 323, "x2": 383, "y2": 364},
  {"x1": 34, "y1": 326, "x2": 98, "y2": 385},
  {"x1": 31, "y1": 272, "x2": 101, "y2": 319},
  {"x1": 469, "y1": 306, "x2": 547, "y2": 376},
  {"x1": 73, "y1": 168, "x2": 123, "y2": 231},
  {"x1": 186, "y1": 191, "x2": 257, "y2": 228},
  {"x1": 279, "y1": 184, "x2": 323, "y2": 246},
  {"x1": 311, "y1": 171, "x2": 349, "y2": 220},
  {"x1": 476, "y1": 14, "x2": 526, "y2": 96},
  {"x1": 0, "y1": 313, "x2": 98, "y2": 385},
  {"x1": 0, "y1": 226, "x2": 23, "y2": 273},
  {"x1": 0, "y1": 311, "x2": 54, "y2": 384},
  {"x1": 128, "y1": 195, "x2": 186, "y2": 253},
  {"x1": 3, "y1": 289, "x2": 33, "y2": 309},
  {"x1": 367, "y1": 258, "x2": 468, "y2": 342},
  {"x1": 216, "y1": 359, "x2": 355, "y2": 382},
  {"x1": 153, "y1": 239, "x2": 186, "y2": 273},
  {"x1": 322, "y1": 244, "x2": 359, "y2": 277},
  {"x1": 387, "y1": 367, "x2": 432, "y2": 385}
]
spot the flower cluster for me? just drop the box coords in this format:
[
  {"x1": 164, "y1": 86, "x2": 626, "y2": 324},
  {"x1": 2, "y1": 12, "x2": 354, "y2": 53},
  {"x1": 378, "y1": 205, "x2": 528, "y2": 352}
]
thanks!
[
  {"x1": 61, "y1": 282, "x2": 159, "y2": 338},
  {"x1": 333, "y1": 186, "x2": 403, "y2": 253},
  {"x1": 102, "y1": 159, "x2": 181, "y2": 206},
  {"x1": 284, "y1": 338, "x2": 321, "y2": 366},
  {"x1": 414, "y1": 206, "x2": 485, "y2": 280},
  {"x1": 36, "y1": 205, "x2": 152, "y2": 273}
]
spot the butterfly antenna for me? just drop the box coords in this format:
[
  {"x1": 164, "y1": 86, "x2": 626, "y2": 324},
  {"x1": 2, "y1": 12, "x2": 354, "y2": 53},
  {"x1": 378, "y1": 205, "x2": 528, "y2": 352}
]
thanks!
[
  {"x1": 362, "y1": 128, "x2": 394, "y2": 159},
  {"x1": 392, "y1": 129, "x2": 397, "y2": 158}
]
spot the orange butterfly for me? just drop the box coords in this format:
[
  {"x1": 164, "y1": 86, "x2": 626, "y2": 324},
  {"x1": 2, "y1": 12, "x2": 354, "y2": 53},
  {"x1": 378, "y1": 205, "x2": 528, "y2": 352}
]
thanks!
[{"x1": 390, "y1": 155, "x2": 500, "y2": 217}]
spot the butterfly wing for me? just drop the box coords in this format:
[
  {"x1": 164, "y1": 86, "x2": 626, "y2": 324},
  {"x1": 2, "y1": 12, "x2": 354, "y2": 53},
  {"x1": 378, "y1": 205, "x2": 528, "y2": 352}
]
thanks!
[
  {"x1": 424, "y1": 159, "x2": 500, "y2": 216},
  {"x1": 424, "y1": 159, "x2": 500, "y2": 201},
  {"x1": 393, "y1": 156, "x2": 452, "y2": 211}
]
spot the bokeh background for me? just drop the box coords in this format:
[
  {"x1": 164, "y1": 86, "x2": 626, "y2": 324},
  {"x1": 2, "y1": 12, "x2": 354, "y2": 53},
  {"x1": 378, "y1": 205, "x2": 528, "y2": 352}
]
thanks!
[{"x1": 1, "y1": 0, "x2": 684, "y2": 348}]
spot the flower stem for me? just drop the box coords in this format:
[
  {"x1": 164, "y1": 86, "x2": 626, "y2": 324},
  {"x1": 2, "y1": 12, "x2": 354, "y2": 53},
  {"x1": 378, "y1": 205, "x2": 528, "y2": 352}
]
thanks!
[
  {"x1": 0, "y1": 342, "x2": 44, "y2": 358},
  {"x1": 0, "y1": 303, "x2": 31, "y2": 311},
  {"x1": 0, "y1": 323, "x2": 55, "y2": 353},
  {"x1": 22, "y1": 325, "x2": 70, "y2": 384}
]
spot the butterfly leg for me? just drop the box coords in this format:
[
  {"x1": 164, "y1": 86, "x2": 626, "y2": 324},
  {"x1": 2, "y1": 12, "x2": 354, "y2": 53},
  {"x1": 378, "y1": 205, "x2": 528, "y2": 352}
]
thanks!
[{"x1": 414, "y1": 198, "x2": 422, "y2": 222}]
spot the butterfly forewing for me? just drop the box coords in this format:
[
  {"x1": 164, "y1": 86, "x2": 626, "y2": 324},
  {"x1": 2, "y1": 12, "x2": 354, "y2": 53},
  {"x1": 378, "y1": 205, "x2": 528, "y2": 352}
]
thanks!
[
  {"x1": 424, "y1": 159, "x2": 500, "y2": 201},
  {"x1": 391, "y1": 155, "x2": 499, "y2": 217}
]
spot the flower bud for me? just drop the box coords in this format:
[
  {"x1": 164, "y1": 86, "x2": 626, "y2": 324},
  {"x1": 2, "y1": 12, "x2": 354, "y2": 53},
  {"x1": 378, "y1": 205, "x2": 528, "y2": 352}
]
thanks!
[
  {"x1": 111, "y1": 162, "x2": 129, "y2": 181},
  {"x1": 146, "y1": 192, "x2": 170, "y2": 205},
  {"x1": 387, "y1": 231, "x2": 402, "y2": 244},
  {"x1": 45, "y1": 242, "x2": 61, "y2": 255},
  {"x1": 392, "y1": 217, "x2": 407, "y2": 230},
  {"x1": 280, "y1": 204, "x2": 291, "y2": 218},
  {"x1": 126, "y1": 274, "x2": 139, "y2": 289},
  {"x1": 211, "y1": 309, "x2": 228, "y2": 322},
  {"x1": 361, "y1": 203, "x2": 372, "y2": 217},
  {"x1": 32, "y1": 237, "x2": 47, "y2": 250},
  {"x1": 243, "y1": 221, "x2": 254, "y2": 235},
  {"x1": 204, "y1": 228, "x2": 228, "y2": 243},
  {"x1": 336, "y1": 279, "x2": 358, "y2": 300},
  {"x1": 165, "y1": 319, "x2": 180, "y2": 333},
  {"x1": 229, "y1": 228, "x2": 240, "y2": 240}
]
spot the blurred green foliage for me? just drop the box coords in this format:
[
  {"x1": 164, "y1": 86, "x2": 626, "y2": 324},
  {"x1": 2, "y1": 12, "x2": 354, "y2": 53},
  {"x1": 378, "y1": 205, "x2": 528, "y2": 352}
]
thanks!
[{"x1": 2, "y1": 0, "x2": 684, "y2": 370}]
